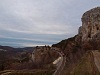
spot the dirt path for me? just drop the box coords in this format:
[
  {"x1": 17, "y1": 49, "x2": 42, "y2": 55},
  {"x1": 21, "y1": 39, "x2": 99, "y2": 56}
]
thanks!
[
  {"x1": 52, "y1": 50, "x2": 66, "y2": 75},
  {"x1": 92, "y1": 50, "x2": 100, "y2": 72},
  {"x1": 1, "y1": 72, "x2": 12, "y2": 75}
]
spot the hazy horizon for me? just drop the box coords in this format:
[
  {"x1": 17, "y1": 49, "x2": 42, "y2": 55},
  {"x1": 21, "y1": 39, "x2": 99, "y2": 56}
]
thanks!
[{"x1": 0, "y1": 0, "x2": 100, "y2": 47}]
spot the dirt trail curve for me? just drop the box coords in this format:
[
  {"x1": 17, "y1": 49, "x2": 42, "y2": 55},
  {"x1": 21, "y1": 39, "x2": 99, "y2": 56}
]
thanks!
[
  {"x1": 1, "y1": 72, "x2": 12, "y2": 75},
  {"x1": 53, "y1": 50, "x2": 66, "y2": 75},
  {"x1": 92, "y1": 50, "x2": 100, "y2": 72}
]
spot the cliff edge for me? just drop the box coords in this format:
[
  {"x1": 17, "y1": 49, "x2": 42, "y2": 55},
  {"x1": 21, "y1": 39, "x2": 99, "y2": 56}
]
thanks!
[{"x1": 78, "y1": 7, "x2": 100, "y2": 41}]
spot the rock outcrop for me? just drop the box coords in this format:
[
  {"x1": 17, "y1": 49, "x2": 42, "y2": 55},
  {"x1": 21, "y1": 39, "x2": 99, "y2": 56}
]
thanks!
[
  {"x1": 78, "y1": 7, "x2": 100, "y2": 41},
  {"x1": 32, "y1": 46, "x2": 59, "y2": 68}
]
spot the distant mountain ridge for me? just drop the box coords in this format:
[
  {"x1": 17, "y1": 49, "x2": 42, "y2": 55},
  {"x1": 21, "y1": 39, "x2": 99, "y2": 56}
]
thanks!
[{"x1": 0, "y1": 45, "x2": 35, "y2": 52}]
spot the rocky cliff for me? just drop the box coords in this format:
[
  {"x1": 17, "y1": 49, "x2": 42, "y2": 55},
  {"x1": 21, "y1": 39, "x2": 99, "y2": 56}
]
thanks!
[
  {"x1": 78, "y1": 7, "x2": 100, "y2": 41},
  {"x1": 31, "y1": 46, "x2": 59, "y2": 68},
  {"x1": 52, "y1": 7, "x2": 100, "y2": 74},
  {"x1": 76, "y1": 7, "x2": 100, "y2": 50}
]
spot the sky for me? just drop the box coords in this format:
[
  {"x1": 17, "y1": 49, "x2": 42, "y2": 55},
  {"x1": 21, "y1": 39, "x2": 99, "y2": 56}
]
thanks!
[{"x1": 0, "y1": 0, "x2": 100, "y2": 47}]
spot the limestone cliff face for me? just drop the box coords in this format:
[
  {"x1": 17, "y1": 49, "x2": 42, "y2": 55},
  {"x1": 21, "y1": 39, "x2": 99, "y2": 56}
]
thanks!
[
  {"x1": 79, "y1": 7, "x2": 100, "y2": 41},
  {"x1": 52, "y1": 7, "x2": 100, "y2": 74},
  {"x1": 32, "y1": 46, "x2": 59, "y2": 67}
]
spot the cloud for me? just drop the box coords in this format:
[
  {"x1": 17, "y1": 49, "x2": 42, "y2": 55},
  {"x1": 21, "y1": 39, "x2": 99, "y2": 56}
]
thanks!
[
  {"x1": 0, "y1": 0, "x2": 74, "y2": 34},
  {"x1": 0, "y1": 0, "x2": 100, "y2": 47}
]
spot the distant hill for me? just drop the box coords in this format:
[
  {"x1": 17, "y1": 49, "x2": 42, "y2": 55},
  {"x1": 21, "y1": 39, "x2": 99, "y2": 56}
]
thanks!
[{"x1": 0, "y1": 45, "x2": 36, "y2": 71}]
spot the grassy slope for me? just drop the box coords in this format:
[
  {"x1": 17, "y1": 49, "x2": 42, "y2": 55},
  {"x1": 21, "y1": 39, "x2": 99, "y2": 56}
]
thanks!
[
  {"x1": 61, "y1": 51, "x2": 100, "y2": 75},
  {"x1": 70, "y1": 51, "x2": 100, "y2": 75}
]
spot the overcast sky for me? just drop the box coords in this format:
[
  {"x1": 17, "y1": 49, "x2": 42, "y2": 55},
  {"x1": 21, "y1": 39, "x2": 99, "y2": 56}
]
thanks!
[{"x1": 0, "y1": 0, "x2": 100, "y2": 47}]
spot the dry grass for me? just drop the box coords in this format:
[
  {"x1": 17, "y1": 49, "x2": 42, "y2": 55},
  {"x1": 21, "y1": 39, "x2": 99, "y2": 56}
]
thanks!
[
  {"x1": 70, "y1": 51, "x2": 100, "y2": 75},
  {"x1": 60, "y1": 51, "x2": 100, "y2": 75}
]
